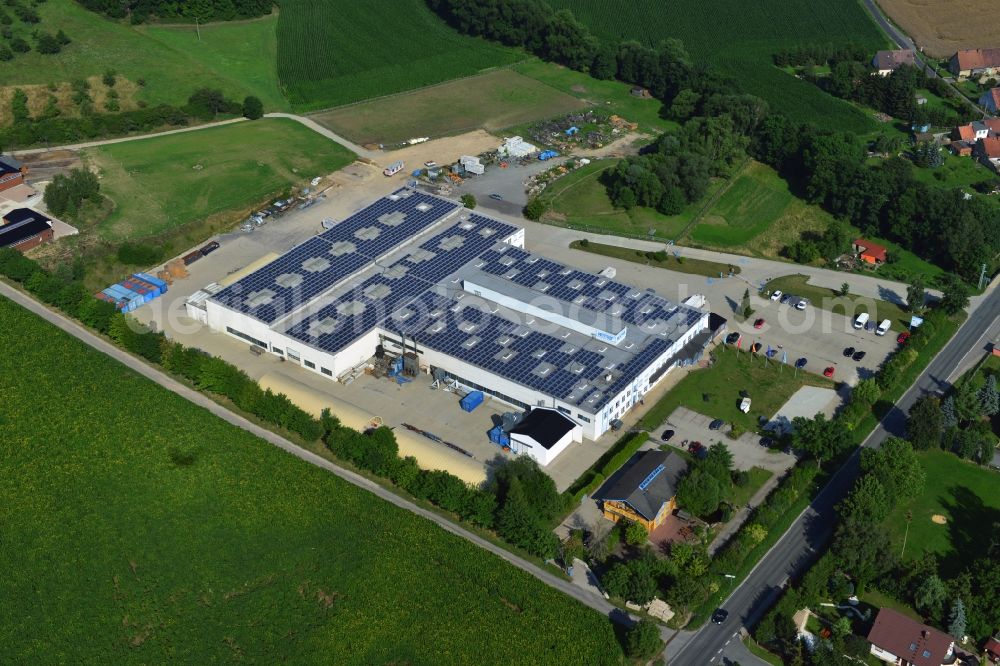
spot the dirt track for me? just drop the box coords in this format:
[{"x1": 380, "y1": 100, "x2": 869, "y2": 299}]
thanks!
[{"x1": 877, "y1": 0, "x2": 1000, "y2": 57}]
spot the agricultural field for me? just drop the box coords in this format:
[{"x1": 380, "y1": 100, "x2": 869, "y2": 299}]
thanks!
[
  {"x1": 0, "y1": 297, "x2": 626, "y2": 664},
  {"x1": 276, "y1": 0, "x2": 525, "y2": 111},
  {"x1": 538, "y1": 159, "x2": 722, "y2": 241},
  {"x1": 310, "y1": 70, "x2": 586, "y2": 146},
  {"x1": 545, "y1": 0, "x2": 887, "y2": 132},
  {"x1": 637, "y1": 346, "x2": 834, "y2": 432},
  {"x1": 885, "y1": 450, "x2": 1000, "y2": 576},
  {"x1": 83, "y1": 118, "x2": 355, "y2": 241},
  {"x1": 877, "y1": 0, "x2": 1000, "y2": 58},
  {"x1": 0, "y1": 0, "x2": 284, "y2": 111}
]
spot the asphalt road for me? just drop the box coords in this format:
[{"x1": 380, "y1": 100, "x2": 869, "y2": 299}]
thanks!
[{"x1": 668, "y1": 283, "x2": 1000, "y2": 666}]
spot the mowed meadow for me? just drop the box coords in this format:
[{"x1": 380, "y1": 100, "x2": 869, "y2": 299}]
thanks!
[
  {"x1": 276, "y1": 0, "x2": 526, "y2": 110},
  {"x1": 83, "y1": 118, "x2": 355, "y2": 241},
  {"x1": 545, "y1": 0, "x2": 887, "y2": 132},
  {"x1": 0, "y1": 296, "x2": 626, "y2": 664}
]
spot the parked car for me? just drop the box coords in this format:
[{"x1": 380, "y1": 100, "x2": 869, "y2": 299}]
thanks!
[
  {"x1": 897, "y1": 331, "x2": 911, "y2": 345},
  {"x1": 843, "y1": 346, "x2": 855, "y2": 357},
  {"x1": 852, "y1": 351, "x2": 866, "y2": 361},
  {"x1": 725, "y1": 332, "x2": 741, "y2": 345},
  {"x1": 661, "y1": 429, "x2": 675, "y2": 442},
  {"x1": 795, "y1": 298, "x2": 808, "y2": 311},
  {"x1": 759, "y1": 436, "x2": 774, "y2": 447},
  {"x1": 712, "y1": 609, "x2": 729, "y2": 625},
  {"x1": 688, "y1": 441, "x2": 704, "y2": 454},
  {"x1": 709, "y1": 419, "x2": 725, "y2": 430},
  {"x1": 780, "y1": 293, "x2": 793, "y2": 304},
  {"x1": 865, "y1": 320, "x2": 876, "y2": 331},
  {"x1": 770, "y1": 290, "x2": 782, "y2": 302},
  {"x1": 489, "y1": 193, "x2": 503, "y2": 201},
  {"x1": 824, "y1": 366, "x2": 835, "y2": 378},
  {"x1": 753, "y1": 318, "x2": 765, "y2": 329},
  {"x1": 795, "y1": 357, "x2": 808, "y2": 369}
]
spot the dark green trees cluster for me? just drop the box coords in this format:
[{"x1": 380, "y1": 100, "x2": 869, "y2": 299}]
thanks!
[
  {"x1": 43, "y1": 168, "x2": 101, "y2": 217},
  {"x1": 908, "y1": 370, "x2": 999, "y2": 464},
  {"x1": 675, "y1": 442, "x2": 734, "y2": 517},
  {"x1": 78, "y1": 0, "x2": 272, "y2": 23}
]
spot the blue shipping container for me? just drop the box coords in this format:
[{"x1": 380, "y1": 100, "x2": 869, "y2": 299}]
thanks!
[
  {"x1": 460, "y1": 390, "x2": 484, "y2": 412},
  {"x1": 134, "y1": 273, "x2": 168, "y2": 294}
]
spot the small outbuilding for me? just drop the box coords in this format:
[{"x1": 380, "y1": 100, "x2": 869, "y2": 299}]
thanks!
[
  {"x1": 508, "y1": 407, "x2": 581, "y2": 466},
  {"x1": 594, "y1": 450, "x2": 687, "y2": 532},
  {"x1": 853, "y1": 238, "x2": 887, "y2": 265}
]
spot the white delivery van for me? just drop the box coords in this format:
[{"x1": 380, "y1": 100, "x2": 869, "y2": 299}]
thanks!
[
  {"x1": 876, "y1": 319, "x2": 891, "y2": 336},
  {"x1": 854, "y1": 312, "x2": 870, "y2": 329}
]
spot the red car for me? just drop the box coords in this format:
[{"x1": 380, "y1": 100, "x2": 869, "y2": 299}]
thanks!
[
  {"x1": 897, "y1": 331, "x2": 911, "y2": 345},
  {"x1": 753, "y1": 318, "x2": 765, "y2": 329},
  {"x1": 823, "y1": 366, "x2": 835, "y2": 378}
]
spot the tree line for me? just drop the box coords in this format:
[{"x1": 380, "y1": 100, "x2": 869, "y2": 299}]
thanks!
[{"x1": 77, "y1": 0, "x2": 272, "y2": 23}]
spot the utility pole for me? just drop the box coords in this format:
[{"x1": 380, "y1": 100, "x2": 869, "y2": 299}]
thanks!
[
  {"x1": 196, "y1": 17, "x2": 202, "y2": 43},
  {"x1": 978, "y1": 263, "x2": 988, "y2": 290},
  {"x1": 900, "y1": 510, "x2": 913, "y2": 558}
]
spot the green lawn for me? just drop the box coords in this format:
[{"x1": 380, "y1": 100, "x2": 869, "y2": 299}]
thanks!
[
  {"x1": 310, "y1": 69, "x2": 586, "y2": 146},
  {"x1": 886, "y1": 450, "x2": 1000, "y2": 575},
  {"x1": 856, "y1": 236, "x2": 947, "y2": 286},
  {"x1": 690, "y1": 162, "x2": 793, "y2": 247},
  {"x1": 539, "y1": 159, "x2": 721, "y2": 241},
  {"x1": 0, "y1": 297, "x2": 625, "y2": 663},
  {"x1": 569, "y1": 240, "x2": 740, "y2": 278},
  {"x1": 764, "y1": 274, "x2": 910, "y2": 332},
  {"x1": 911, "y1": 152, "x2": 999, "y2": 194},
  {"x1": 83, "y1": 118, "x2": 355, "y2": 241},
  {"x1": 639, "y1": 347, "x2": 834, "y2": 432},
  {"x1": 731, "y1": 467, "x2": 774, "y2": 507},
  {"x1": 0, "y1": 0, "x2": 285, "y2": 110},
  {"x1": 514, "y1": 59, "x2": 678, "y2": 135}
]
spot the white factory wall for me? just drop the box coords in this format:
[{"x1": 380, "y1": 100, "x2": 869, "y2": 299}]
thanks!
[
  {"x1": 206, "y1": 302, "x2": 276, "y2": 350},
  {"x1": 510, "y1": 429, "x2": 574, "y2": 466}
]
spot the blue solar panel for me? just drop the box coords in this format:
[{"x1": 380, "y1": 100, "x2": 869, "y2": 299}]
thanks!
[{"x1": 211, "y1": 189, "x2": 459, "y2": 324}]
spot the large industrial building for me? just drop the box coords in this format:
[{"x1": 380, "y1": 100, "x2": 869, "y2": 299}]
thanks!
[{"x1": 194, "y1": 189, "x2": 710, "y2": 457}]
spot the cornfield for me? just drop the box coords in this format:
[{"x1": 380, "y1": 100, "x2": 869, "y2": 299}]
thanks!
[
  {"x1": 276, "y1": 0, "x2": 524, "y2": 111},
  {"x1": 0, "y1": 297, "x2": 624, "y2": 664}
]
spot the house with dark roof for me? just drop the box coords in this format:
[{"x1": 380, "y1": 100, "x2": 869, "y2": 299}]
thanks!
[
  {"x1": 950, "y1": 48, "x2": 1000, "y2": 78},
  {"x1": 594, "y1": 450, "x2": 687, "y2": 531},
  {"x1": 507, "y1": 407, "x2": 581, "y2": 466},
  {"x1": 0, "y1": 155, "x2": 25, "y2": 193},
  {"x1": 867, "y1": 608, "x2": 955, "y2": 666},
  {"x1": 853, "y1": 238, "x2": 887, "y2": 265},
  {"x1": 0, "y1": 207, "x2": 53, "y2": 252},
  {"x1": 873, "y1": 49, "x2": 916, "y2": 76}
]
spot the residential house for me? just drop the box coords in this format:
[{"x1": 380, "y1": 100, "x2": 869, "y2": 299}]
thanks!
[
  {"x1": 594, "y1": 450, "x2": 687, "y2": 532},
  {"x1": 0, "y1": 207, "x2": 53, "y2": 252},
  {"x1": 0, "y1": 155, "x2": 26, "y2": 193},
  {"x1": 873, "y1": 49, "x2": 916, "y2": 76},
  {"x1": 981, "y1": 88, "x2": 1000, "y2": 114},
  {"x1": 867, "y1": 608, "x2": 955, "y2": 666},
  {"x1": 506, "y1": 407, "x2": 582, "y2": 467},
  {"x1": 853, "y1": 238, "x2": 888, "y2": 266},
  {"x1": 975, "y1": 135, "x2": 1000, "y2": 171},
  {"x1": 950, "y1": 141, "x2": 973, "y2": 157},
  {"x1": 950, "y1": 48, "x2": 1000, "y2": 78},
  {"x1": 984, "y1": 636, "x2": 1000, "y2": 663}
]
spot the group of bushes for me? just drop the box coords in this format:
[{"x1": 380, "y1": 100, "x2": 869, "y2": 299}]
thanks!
[
  {"x1": 0, "y1": 0, "x2": 71, "y2": 61},
  {"x1": 78, "y1": 0, "x2": 272, "y2": 23}
]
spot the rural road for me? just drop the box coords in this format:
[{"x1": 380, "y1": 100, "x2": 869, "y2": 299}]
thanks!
[
  {"x1": 11, "y1": 113, "x2": 380, "y2": 162},
  {"x1": 666, "y1": 277, "x2": 1000, "y2": 666},
  {"x1": 0, "y1": 283, "x2": 637, "y2": 636},
  {"x1": 860, "y1": 0, "x2": 982, "y2": 114}
]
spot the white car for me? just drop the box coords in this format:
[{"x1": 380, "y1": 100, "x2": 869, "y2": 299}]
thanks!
[
  {"x1": 770, "y1": 290, "x2": 782, "y2": 302},
  {"x1": 795, "y1": 298, "x2": 808, "y2": 311}
]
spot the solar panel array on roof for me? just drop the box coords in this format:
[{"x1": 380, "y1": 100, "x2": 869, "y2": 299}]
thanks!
[
  {"x1": 473, "y1": 244, "x2": 704, "y2": 333},
  {"x1": 282, "y1": 213, "x2": 518, "y2": 353},
  {"x1": 211, "y1": 189, "x2": 459, "y2": 324}
]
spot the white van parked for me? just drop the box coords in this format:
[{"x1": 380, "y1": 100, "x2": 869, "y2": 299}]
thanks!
[
  {"x1": 854, "y1": 312, "x2": 870, "y2": 330},
  {"x1": 876, "y1": 319, "x2": 891, "y2": 336}
]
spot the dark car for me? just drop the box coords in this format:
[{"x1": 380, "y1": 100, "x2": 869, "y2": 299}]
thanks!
[
  {"x1": 711, "y1": 608, "x2": 729, "y2": 625},
  {"x1": 709, "y1": 419, "x2": 725, "y2": 430},
  {"x1": 759, "y1": 436, "x2": 774, "y2": 447},
  {"x1": 852, "y1": 350, "x2": 866, "y2": 361},
  {"x1": 843, "y1": 346, "x2": 855, "y2": 357},
  {"x1": 780, "y1": 293, "x2": 792, "y2": 304},
  {"x1": 725, "y1": 332, "x2": 741, "y2": 345},
  {"x1": 795, "y1": 357, "x2": 807, "y2": 369},
  {"x1": 661, "y1": 429, "x2": 675, "y2": 442}
]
